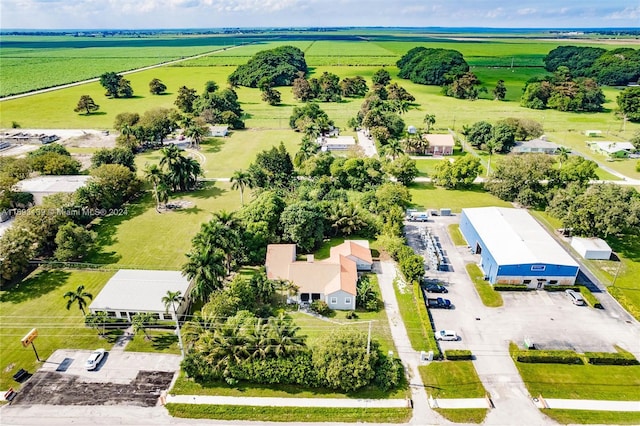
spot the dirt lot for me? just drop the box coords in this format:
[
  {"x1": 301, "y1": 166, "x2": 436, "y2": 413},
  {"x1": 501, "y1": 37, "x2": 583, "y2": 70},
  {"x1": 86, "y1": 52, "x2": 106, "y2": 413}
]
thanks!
[{"x1": 10, "y1": 349, "x2": 180, "y2": 407}]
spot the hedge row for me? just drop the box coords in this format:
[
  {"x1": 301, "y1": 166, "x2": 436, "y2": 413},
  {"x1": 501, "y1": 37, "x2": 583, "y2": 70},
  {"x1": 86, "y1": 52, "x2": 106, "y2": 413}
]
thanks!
[
  {"x1": 584, "y1": 351, "x2": 639, "y2": 365},
  {"x1": 444, "y1": 349, "x2": 473, "y2": 360},
  {"x1": 413, "y1": 281, "x2": 442, "y2": 359},
  {"x1": 515, "y1": 349, "x2": 584, "y2": 364},
  {"x1": 493, "y1": 284, "x2": 532, "y2": 291},
  {"x1": 544, "y1": 285, "x2": 580, "y2": 292}
]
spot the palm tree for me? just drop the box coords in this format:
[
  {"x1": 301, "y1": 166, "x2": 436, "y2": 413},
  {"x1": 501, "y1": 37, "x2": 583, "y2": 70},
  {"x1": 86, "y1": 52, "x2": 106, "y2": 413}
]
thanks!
[
  {"x1": 153, "y1": 180, "x2": 170, "y2": 211},
  {"x1": 383, "y1": 138, "x2": 404, "y2": 160},
  {"x1": 182, "y1": 247, "x2": 226, "y2": 302},
  {"x1": 132, "y1": 312, "x2": 155, "y2": 340},
  {"x1": 557, "y1": 146, "x2": 571, "y2": 168},
  {"x1": 95, "y1": 311, "x2": 109, "y2": 336},
  {"x1": 162, "y1": 290, "x2": 185, "y2": 357},
  {"x1": 159, "y1": 144, "x2": 182, "y2": 173},
  {"x1": 184, "y1": 122, "x2": 208, "y2": 149},
  {"x1": 423, "y1": 114, "x2": 436, "y2": 133},
  {"x1": 63, "y1": 285, "x2": 93, "y2": 316},
  {"x1": 294, "y1": 136, "x2": 320, "y2": 167},
  {"x1": 265, "y1": 313, "x2": 306, "y2": 357},
  {"x1": 144, "y1": 163, "x2": 165, "y2": 212},
  {"x1": 230, "y1": 170, "x2": 252, "y2": 205},
  {"x1": 485, "y1": 139, "x2": 498, "y2": 176}
]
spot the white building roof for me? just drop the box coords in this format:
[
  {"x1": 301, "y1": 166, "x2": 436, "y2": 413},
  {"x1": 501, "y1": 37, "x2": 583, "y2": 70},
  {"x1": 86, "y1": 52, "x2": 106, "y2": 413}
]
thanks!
[
  {"x1": 15, "y1": 175, "x2": 91, "y2": 194},
  {"x1": 512, "y1": 139, "x2": 559, "y2": 151},
  {"x1": 321, "y1": 136, "x2": 356, "y2": 146},
  {"x1": 463, "y1": 207, "x2": 578, "y2": 267},
  {"x1": 89, "y1": 269, "x2": 191, "y2": 313},
  {"x1": 571, "y1": 237, "x2": 611, "y2": 252},
  {"x1": 593, "y1": 142, "x2": 635, "y2": 153}
]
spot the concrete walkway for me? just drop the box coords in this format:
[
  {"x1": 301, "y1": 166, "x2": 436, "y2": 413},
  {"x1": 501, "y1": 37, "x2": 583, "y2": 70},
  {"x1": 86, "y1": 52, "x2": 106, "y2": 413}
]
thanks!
[
  {"x1": 542, "y1": 399, "x2": 640, "y2": 411},
  {"x1": 110, "y1": 326, "x2": 134, "y2": 353},
  {"x1": 429, "y1": 397, "x2": 490, "y2": 409},
  {"x1": 165, "y1": 394, "x2": 410, "y2": 408}
]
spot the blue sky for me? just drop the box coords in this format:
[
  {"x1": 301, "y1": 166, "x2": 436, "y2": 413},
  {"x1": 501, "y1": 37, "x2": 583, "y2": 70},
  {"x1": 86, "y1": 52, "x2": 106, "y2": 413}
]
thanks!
[{"x1": 1, "y1": 0, "x2": 639, "y2": 29}]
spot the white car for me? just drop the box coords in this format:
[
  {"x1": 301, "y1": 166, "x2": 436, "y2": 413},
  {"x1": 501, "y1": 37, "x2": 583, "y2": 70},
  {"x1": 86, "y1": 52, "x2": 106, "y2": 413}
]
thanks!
[
  {"x1": 436, "y1": 330, "x2": 459, "y2": 341},
  {"x1": 85, "y1": 348, "x2": 105, "y2": 370}
]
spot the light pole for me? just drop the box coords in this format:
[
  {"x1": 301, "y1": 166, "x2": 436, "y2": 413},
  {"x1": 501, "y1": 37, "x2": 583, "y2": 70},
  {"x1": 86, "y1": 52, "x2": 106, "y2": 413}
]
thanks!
[{"x1": 611, "y1": 254, "x2": 623, "y2": 288}]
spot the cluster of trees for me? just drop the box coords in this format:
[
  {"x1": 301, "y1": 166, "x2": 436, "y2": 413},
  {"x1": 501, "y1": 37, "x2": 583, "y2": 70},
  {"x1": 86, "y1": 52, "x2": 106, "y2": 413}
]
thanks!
[
  {"x1": 397, "y1": 47, "x2": 469, "y2": 86},
  {"x1": 175, "y1": 81, "x2": 245, "y2": 130},
  {"x1": 228, "y1": 46, "x2": 307, "y2": 88},
  {"x1": 462, "y1": 117, "x2": 544, "y2": 159},
  {"x1": 617, "y1": 87, "x2": 640, "y2": 122},
  {"x1": 432, "y1": 155, "x2": 483, "y2": 189},
  {"x1": 99, "y1": 72, "x2": 134, "y2": 98},
  {"x1": 292, "y1": 71, "x2": 371, "y2": 103},
  {"x1": 29, "y1": 143, "x2": 82, "y2": 175},
  {"x1": 484, "y1": 152, "x2": 598, "y2": 209},
  {"x1": 521, "y1": 67, "x2": 605, "y2": 112},
  {"x1": 544, "y1": 46, "x2": 640, "y2": 86},
  {"x1": 0, "y1": 148, "x2": 143, "y2": 283}
]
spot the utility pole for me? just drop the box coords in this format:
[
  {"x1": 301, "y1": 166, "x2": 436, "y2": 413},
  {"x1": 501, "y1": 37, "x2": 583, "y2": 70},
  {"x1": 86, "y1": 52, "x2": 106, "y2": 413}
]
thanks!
[
  {"x1": 612, "y1": 255, "x2": 623, "y2": 288},
  {"x1": 366, "y1": 320, "x2": 372, "y2": 355},
  {"x1": 172, "y1": 302, "x2": 185, "y2": 359}
]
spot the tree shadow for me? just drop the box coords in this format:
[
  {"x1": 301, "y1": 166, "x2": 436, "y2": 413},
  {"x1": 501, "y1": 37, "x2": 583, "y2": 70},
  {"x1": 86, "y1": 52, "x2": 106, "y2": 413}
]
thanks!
[
  {"x1": 151, "y1": 333, "x2": 178, "y2": 350},
  {"x1": 79, "y1": 111, "x2": 107, "y2": 117},
  {"x1": 0, "y1": 269, "x2": 71, "y2": 304},
  {"x1": 187, "y1": 182, "x2": 228, "y2": 200},
  {"x1": 201, "y1": 138, "x2": 224, "y2": 154},
  {"x1": 175, "y1": 206, "x2": 204, "y2": 215}
]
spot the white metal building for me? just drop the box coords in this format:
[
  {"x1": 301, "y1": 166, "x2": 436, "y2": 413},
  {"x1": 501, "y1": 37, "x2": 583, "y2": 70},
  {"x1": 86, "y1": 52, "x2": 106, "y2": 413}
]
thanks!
[
  {"x1": 15, "y1": 175, "x2": 91, "y2": 205},
  {"x1": 89, "y1": 269, "x2": 192, "y2": 321},
  {"x1": 571, "y1": 237, "x2": 612, "y2": 260}
]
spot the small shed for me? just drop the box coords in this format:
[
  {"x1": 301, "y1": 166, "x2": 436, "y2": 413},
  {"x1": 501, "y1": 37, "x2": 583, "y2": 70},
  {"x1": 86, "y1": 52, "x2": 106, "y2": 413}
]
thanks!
[
  {"x1": 407, "y1": 125, "x2": 417, "y2": 134},
  {"x1": 209, "y1": 126, "x2": 229, "y2": 137},
  {"x1": 571, "y1": 237, "x2": 612, "y2": 260}
]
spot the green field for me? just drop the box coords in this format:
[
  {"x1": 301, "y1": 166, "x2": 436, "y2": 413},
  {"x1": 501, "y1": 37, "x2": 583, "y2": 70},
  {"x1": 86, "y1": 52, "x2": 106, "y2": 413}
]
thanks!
[
  {"x1": 0, "y1": 269, "x2": 116, "y2": 389},
  {"x1": 408, "y1": 183, "x2": 512, "y2": 212}
]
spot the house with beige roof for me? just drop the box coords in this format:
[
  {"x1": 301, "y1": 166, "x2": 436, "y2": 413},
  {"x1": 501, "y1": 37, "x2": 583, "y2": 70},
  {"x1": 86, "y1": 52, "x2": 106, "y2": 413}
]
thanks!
[
  {"x1": 265, "y1": 241, "x2": 372, "y2": 310},
  {"x1": 423, "y1": 134, "x2": 455, "y2": 156}
]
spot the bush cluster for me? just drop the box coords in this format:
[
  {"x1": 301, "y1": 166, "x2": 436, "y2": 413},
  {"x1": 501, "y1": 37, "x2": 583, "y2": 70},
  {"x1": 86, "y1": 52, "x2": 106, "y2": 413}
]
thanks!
[
  {"x1": 412, "y1": 281, "x2": 441, "y2": 359},
  {"x1": 493, "y1": 284, "x2": 532, "y2": 291},
  {"x1": 444, "y1": 349, "x2": 473, "y2": 360},
  {"x1": 515, "y1": 349, "x2": 584, "y2": 364},
  {"x1": 584, "y1": 351, "x2": 639, "y2": 366}
]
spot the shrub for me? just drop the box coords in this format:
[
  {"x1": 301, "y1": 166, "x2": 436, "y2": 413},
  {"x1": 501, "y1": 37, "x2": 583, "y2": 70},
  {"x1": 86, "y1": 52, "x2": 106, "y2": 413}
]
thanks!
[
  {"x1": 309, "y1": 300, "x2": 332, "y2": 316},
  {"x1": 515, "y1": 349, "x2": 583, "y2": 364},
  {"x1": 494, "y1": 284, "x2": 532, "y2": 291},
  {"x1": 584, "y1": 351, "x2": 639, "y2": 366},
  {"x1": 544, "y1": 285, "x2": 581, "y2": 292},
  {"x1": 345, "y1": 311, "x2": 358, "y2": 319},
  {"x1": 445, "y1": 349, "x2": 473, "y2": 360}
]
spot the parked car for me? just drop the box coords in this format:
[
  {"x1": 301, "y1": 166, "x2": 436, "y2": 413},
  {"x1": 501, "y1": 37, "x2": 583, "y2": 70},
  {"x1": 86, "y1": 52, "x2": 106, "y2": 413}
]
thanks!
[
  {"x1": 427, "y1": 297, "x2": 452, "y2": 309},
  {"x1": 425, "y1": 283, "x2": 448, "y2": 293},
  {"x1": 436, "y1": 330, "x2": 459, "y2": 341},
  {"x1": 565, "y1": 289, "x2": 586, "y2": 306},
  {"x1": 85, "y1": 348, "x2": 105, "y2": 370}
]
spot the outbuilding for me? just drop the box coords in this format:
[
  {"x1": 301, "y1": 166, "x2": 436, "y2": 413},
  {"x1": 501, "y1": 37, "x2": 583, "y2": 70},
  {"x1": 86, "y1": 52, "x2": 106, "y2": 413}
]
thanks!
[
  {"x1": 570, "y1": 237, "x2": 612, "y2": 260},
  {"x1": 15, "y1": 175, "x2": 91, "y2": 205},
  {"x1": 89, "y1": 269, "x2": 192, "y2": 321},
  {"x1": 459, "y1": 207, "x2": 579, "y2": 287}
]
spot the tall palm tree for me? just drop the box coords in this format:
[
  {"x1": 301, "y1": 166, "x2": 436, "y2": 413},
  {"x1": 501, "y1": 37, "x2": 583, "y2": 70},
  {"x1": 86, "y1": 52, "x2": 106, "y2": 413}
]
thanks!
[
  {"x1": 182, "y1": 247, "x2": 226, "y2": 302},
  {"x1": 132, "y1": 312, "x2": 155, "y2": 340},
  {"x1": 63, "y1": 285, "x2": 93, "y2": 316},
  {"x1": 294, "y1": 136, "x2": 320, "y2": 167},
  {"x1": 162, "y1": 290, "x2": 185, "y2": 357},
  {"x1": 423, "y1": 114, "x2": 436, "y2": 133},
  {"x1": 160, "y1": 144, "x2": 182, "y2": 172},
  {"x1": 383, "y1": 138, "x2": 404, "y2": 160},
  {"x1": 557, "y1": 146, "x2": 571, "y2": 168},
  {"x1": 144, "y1": 163, "x2": 165, "y2": 212},
  {"x1": 230, "y1": 169, "x2": 252, "y2": 205},
  {"x1": 485, "y1": 139, "x2": 498, "y2": 176},
  {"x1": 153, "y1": 180, "x2": 170, "y2": 211},
  {"x1": 265, "y1": 313, "x2": 306, "y2": 357},
  {"x1": 184, "y1": 122, "x2": 208, "y2": 149}
]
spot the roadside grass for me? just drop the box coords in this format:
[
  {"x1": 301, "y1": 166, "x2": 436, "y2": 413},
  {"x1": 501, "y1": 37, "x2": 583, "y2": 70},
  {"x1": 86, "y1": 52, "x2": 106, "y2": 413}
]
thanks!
[
  {"x1": 434, "y1": 409, "x2": 488, "y2": 424},
  {"x1": 165, "y1": 404, "x2": 412, "y2": 423},
  {"x1": 0, "y1": 269, "x2": 116, "y2": 389},
  {"x1": 392, "y1": 277, "x2": 439, "y2": 356},
  {"x1": 420, "y1": 360, "x2": 488, "y2": 424},
  {"x1": 85, "y1": 182, "x2": 240, "y2": 270},
  {"x1": 408, "y1": 183, "x2": 511, "y2": 212},
  {"x1": 125, "y1": 330, "x2": 180, "y2": 354},
  {"x1": 541, "y1": 409, "x2": 640, "y2": 425},
  {"x1": 171, "y1": 371, "x2": 407, "y2": 400},
  {"x1": 509, "y1": 344, "x2": 640, "y2": 401},
  {"x1": 447, "y1": 224, "x2": 467, "y2": 246},
  {"x1": 465, "y1": 264, "x2": 504, "y2": 308}
]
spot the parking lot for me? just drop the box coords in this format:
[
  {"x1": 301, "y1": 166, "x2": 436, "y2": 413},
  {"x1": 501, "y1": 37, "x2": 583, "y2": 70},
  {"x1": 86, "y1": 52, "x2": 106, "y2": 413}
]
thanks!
[
  {"x1": 12, "y1": 349, "x2": 180, "y2": 406},
  {"x1": 405, "y1": 215, "x2": 640, "y2": 375}
]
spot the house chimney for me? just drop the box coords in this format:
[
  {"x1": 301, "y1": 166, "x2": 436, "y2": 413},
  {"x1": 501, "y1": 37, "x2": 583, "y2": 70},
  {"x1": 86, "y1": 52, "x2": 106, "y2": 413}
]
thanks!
[{"x1": 307, "y1": 254, "x2": 314, "y2": 263}]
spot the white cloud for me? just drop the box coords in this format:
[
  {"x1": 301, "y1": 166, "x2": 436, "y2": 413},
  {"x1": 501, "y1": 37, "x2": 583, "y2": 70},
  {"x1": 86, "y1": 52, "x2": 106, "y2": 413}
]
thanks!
[
  {"x1": 517, "y1": 8, "x2": 537, "y2": 16},
  {"x1": 606, "y1": 6, "x2": 640, "y2": 20},
  {"x1": 486, "y1": 7, "x2": 505, "y2": 18}
]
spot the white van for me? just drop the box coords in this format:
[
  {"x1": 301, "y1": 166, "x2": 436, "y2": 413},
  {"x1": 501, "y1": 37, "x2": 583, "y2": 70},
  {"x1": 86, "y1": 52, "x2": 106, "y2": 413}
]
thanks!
[{"x1": 565, "y1": 289, "x2": 586, "y2": 306}]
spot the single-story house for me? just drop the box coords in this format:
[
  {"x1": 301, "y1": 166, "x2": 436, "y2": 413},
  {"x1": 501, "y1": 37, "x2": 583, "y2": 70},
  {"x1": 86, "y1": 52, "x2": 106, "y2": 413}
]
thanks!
[
  {"x1": 14, "y1": 175, "x2": 91, "y2": 205},
  {"x1": 265, "y1": 240, "x2": 373, "y2": 310},
  {"x1": 422, "y1": 134, "x2": 455, "y2": 156},
  {"x1": 318, "y1": 135, "x2": 356, "y2": 152},
  {"x1": 89, "y1": 269, "x2": 193, "y2": 321},
  {"x1": 571, "y1": 237, "x2": 612, "y2": 260},
  {"x1": 588, "y1": 141, "x2": 636, "y2": 158},
  {"x1": 511, "y1": 138, "x2": 559, "y2": 154},
  {"x1": 209, "y1": 125, "x2": 229, "y2": 137}
]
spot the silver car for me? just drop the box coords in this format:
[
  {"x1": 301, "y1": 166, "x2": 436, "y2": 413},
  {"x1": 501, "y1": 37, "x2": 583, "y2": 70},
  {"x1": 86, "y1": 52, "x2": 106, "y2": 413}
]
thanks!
[{"x1": 85, "y1": 348, "x2": 105, "y2": 370}]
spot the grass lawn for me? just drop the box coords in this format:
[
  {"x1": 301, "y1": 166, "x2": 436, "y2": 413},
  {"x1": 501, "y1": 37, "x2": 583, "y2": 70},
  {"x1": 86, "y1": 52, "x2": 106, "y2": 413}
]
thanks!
[
  {"x1": 171, "y1": 371, "x2": 407, "y2": 400},
  {"x1": 419, "y1": 361, "x2": 486, "y2": 399},
  {"x1": 165, "y1": 403, "x2": 412, "y2": 423},
  {"x1": 408, "y1": 183, "x2": 512, "y2": 212},
  {"x1": 85, "y1": 181, "x2": 240, "y2": 270},
  {"x1": 0, "y1": 269, "x2": 116, "y2": 389},
  {"x1": 420, "y1": 360, "x2": 488, "y2": 424},
  {"x1": 434, "y1": 408, "x2": 488, "y2": 424},
  {"x1": 392, "y1": 277, "x2": 439, "y2": 355},
  {"x1": 465, "y1": 264, "x2": 504, "y2": 308},
  {"x1": 447, "y1": 224, "x2": 467, "y2": 246},
  {"x1": 125, "y1": 330, "x2": 180, "y2": 355},
  {"x1": 542, "y1": 409, "x2": 640, "y2": 425},
  {"x1": 510, "y1": 347, "x2": 640, "y2": 401}
]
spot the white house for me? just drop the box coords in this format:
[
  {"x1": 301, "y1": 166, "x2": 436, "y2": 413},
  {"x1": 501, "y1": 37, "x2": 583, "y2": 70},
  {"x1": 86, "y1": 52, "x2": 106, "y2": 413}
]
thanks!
[
  {"x1": 89, "y1": 270, "x2": 193, "y2": 321},
  {"x1": 511, "y1": 138, "x2": 559, "y2": 154},
  {"x1": 209, "y1": 125, "x2": 229, "y2": 137},
  {"x1": 571, "y1": 237, "x2": 612, "y2": 260},
  {"x1": 14, "y1": 175, "x2": 91, "y2": 205},
  {"x1": 318, "y1": 135, "x2": 356, "y2": 152}
]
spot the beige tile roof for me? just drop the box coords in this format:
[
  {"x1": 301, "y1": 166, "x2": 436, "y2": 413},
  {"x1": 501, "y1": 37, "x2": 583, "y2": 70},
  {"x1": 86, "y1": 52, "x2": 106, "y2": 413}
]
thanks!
[
  {"x1": 329, "y1": 240, "x2": 373, "y2": 265},
  {"x1": 423, "y1": 134, "x2": 455, "y2": 147},
  {"x1": 265, "y1": 244, "x2": 296, "y2": 280}
]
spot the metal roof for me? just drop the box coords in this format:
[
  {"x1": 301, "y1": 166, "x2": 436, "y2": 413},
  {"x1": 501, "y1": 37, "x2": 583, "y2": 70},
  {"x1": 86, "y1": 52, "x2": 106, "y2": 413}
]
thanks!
[
  {"x1": 16, "y1": 175, "x2": 90, "y2": 193},
  {"x1": 463, "y1": 207, "x2": 578, "y2": 267},
  {"x1": 89, "y1": 269, "x2": 191, "y2": 313}
]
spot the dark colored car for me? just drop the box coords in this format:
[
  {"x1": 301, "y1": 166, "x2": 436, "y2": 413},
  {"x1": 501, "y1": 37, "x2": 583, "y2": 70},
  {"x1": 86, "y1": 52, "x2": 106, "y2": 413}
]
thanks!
[{"x1": 425, "y1": 283, "x2": 448, "y2": 293}]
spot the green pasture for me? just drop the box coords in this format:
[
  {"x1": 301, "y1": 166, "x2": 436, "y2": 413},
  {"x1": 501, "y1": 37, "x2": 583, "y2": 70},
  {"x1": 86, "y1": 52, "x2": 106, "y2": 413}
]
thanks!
[
  {"x1": 542, "y1": 409, "x2": 640, "y2": 425},
  {"x1": 124, "y1": 330, "x2": 180, "y2": 354},
  {"x1": 0, "y1": 269, "x2": 116, "y2": 389},
  {"x1": 408, "y1": 183, "x2": 512, "y2": 212},
  {"x1": 85, "y1": 182, "x2": 240, "y2": 270}
]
